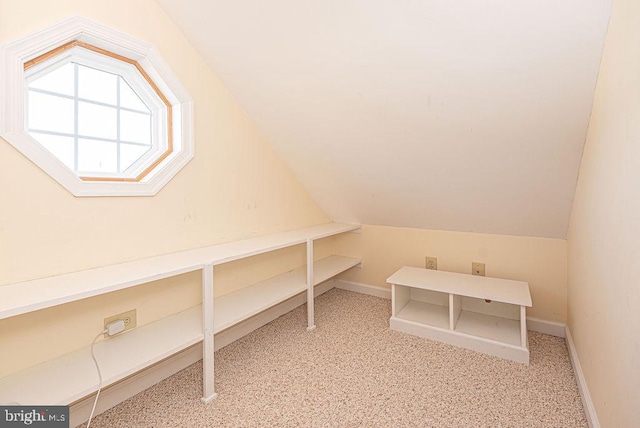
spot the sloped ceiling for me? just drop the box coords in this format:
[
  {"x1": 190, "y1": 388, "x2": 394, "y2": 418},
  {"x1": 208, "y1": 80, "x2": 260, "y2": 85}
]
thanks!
[{"x1": 157, "y1": 0, "x2": 611, "y2": 239}]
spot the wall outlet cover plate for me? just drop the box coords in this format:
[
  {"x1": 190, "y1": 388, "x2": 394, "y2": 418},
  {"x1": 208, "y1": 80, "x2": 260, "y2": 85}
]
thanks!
[
  {"x1": 472, "y1": 262, "x2": 486, "y2": 276},
  {"x1": 104, "y1": 309, "x2": 137, "y2": 337}
]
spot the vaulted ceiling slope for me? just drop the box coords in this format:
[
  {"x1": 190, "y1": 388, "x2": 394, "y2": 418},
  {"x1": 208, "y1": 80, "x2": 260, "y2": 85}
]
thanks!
[{"x1": 157, "y1": 0, "x2": 611, "y2": 239}]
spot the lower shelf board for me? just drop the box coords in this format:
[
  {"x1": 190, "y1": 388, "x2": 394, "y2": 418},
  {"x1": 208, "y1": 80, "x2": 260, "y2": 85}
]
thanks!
[
  {"x1": 214, "y1": 269, "x2": 307, "y2": 333},
  {"x1": 0, "y1": 306, "x2": 203, "y2": 405},
  {"x1": 214, "y1": 255, "x2": 361, "y2": 332}
]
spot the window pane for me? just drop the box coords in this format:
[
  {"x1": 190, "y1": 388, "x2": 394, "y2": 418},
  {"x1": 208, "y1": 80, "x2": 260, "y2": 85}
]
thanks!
[
  {"x1": 120, "y1": 143, "x2": 151, "y2": 171},
  {"x1": 120, "y1": 78, "x2": 149, "y2": 112},
  {"x1": 120, "y1": 110, "x2": 151, "y2": 144},
  {"x1": 78, "y1": 64, "x2": 117, "y2": 105},
  {"x1": 29, "y1": 132, "x2": 75, "y2": 170},
  {"x1": 29, "y1": 62, "x2": 74, "y2": 96},
  {"x1": 78, "y1": 101, "x2": 117, "y2": 140},
  {"x1": 77, "y1": 138, "x2": 117, "y2": 173},
  {"x1": 28, "y1": 91, "x2": 74, "y2": 134}
]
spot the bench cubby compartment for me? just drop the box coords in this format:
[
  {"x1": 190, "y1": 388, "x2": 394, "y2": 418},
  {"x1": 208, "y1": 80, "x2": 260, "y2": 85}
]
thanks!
[{"x1": 394, "y1": 286, "x2": 449, "y2": 330}]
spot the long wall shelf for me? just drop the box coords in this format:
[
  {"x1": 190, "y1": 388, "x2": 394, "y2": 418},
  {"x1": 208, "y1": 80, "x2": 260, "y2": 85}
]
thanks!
[
  {"x1": 0, "y1": 223, "x2": 362, "y2": 416},
  {"x1": 0, "y1": 223, "x2": 360, "y2": 320}
]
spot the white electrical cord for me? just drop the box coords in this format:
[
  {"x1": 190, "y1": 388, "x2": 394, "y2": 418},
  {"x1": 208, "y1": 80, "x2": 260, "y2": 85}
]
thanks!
[{"x1": 87, "y1": 330, "x2": 107, "y2": 428}]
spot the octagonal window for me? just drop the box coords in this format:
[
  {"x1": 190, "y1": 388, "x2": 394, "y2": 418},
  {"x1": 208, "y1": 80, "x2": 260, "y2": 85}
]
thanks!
[
  {"x1": 25, "y1": 41, "x2": 171, "y2": 182},
  {"x1": 0, "y1": 17, "x2": 194, "y2": 196}
]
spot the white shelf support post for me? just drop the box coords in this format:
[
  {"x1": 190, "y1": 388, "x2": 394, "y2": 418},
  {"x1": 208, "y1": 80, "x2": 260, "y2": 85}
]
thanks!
[
  {"x1": 520, "y1": 305, "x2": 527, "y2": 349},
  {"x1": 201, "y1": 263, "x2": 217, "y2": 403},
  {"x1": 306, "y1": 239, "x2": 316, "y2": 331}
]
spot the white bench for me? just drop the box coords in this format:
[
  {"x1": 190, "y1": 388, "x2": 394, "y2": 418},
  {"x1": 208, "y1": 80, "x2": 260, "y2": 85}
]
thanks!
[{"x1": 387, "y1": 266, "x2": 532, "y2": 364}]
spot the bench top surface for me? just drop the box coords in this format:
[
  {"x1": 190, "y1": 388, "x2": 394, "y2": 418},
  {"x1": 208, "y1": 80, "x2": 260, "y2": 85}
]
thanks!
[{"x1": 387, "y1": 266, "x2": 532, "y2": 307}]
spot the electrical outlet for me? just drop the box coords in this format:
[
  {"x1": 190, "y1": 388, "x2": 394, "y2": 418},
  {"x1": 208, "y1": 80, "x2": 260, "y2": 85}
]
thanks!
[
  {"x1": 104, "y1": 309, "x2": 136, "y2": 337},
  {"x1": 425, "y1": 256, "x2": 438, "y2": 270},
  {"x1": 472, "y1": 262, "x2": 485, "y2": 276}
]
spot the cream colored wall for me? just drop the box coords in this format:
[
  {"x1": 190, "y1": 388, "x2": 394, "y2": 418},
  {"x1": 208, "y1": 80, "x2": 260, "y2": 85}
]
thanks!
[
  {"x1": 334, "y1": 225, "x2": 567, "y2": 322},
  {"x1": 0, "y1": 0, "x2": 329, "y2": 377},
  {"x1": 566, "y1": 0, "x2": 640, "y2": 425}
]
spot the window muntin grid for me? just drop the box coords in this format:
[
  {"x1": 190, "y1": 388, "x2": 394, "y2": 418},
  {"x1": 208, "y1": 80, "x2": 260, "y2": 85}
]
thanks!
[
  {"x1": 23, "y1": 41, "x2": 173, "y2": 182},
  {"x1": 27, "y1": 62, "x2": 153, "y2": 175}
]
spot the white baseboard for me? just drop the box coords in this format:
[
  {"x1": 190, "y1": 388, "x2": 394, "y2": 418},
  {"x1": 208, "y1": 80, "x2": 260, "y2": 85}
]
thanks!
[
  {"x1": 70, "y1": 280, "x2": 337, "y2": 426},
  {"x1": 565, "y1": 327, "x2": 599, "y2": 428},
  {"x1": 526, "y1": 317, "x2": 566, "y2": 338},
  {"x1": 335, "y1": 279, "x2": 391, "y2": 299},
  {"x1": 334, "y1": 280, "x2": 567, "y2": 338}
]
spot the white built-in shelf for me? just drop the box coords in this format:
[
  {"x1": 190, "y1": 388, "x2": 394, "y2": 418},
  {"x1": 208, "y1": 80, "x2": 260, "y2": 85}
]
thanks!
[
  {"x1": 388, "y1": 266, "x2": 531, "y2": 364},
  {"x1": 0, "y1": 306, "x2": 202, "y2": 405},
  {"x1": 0, "y1": 223, "x2": 362, "y2": 410},
  {"x1": 0, "y1": 223, "x2": 361, "y2": 320}
]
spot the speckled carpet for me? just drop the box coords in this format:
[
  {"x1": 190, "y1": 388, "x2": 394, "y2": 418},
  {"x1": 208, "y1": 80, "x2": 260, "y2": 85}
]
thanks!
[{"x1": 82, "y1": 289, "x2": 586, "y2": 427}]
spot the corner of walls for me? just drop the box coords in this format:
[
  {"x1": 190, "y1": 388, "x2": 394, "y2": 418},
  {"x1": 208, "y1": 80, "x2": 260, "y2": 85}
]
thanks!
[{"x1": 565, "y1": 326, "x2": 600, "y2": 428}]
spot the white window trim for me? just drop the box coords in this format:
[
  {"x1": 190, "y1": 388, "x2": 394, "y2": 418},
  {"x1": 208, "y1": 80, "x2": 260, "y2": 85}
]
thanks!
[
  {"x1": 0, "y1": 16, "x2": 194, "y2": 197},
  {"x1": 25, "y1": 46, "x2": 168, "y2": 179}
]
